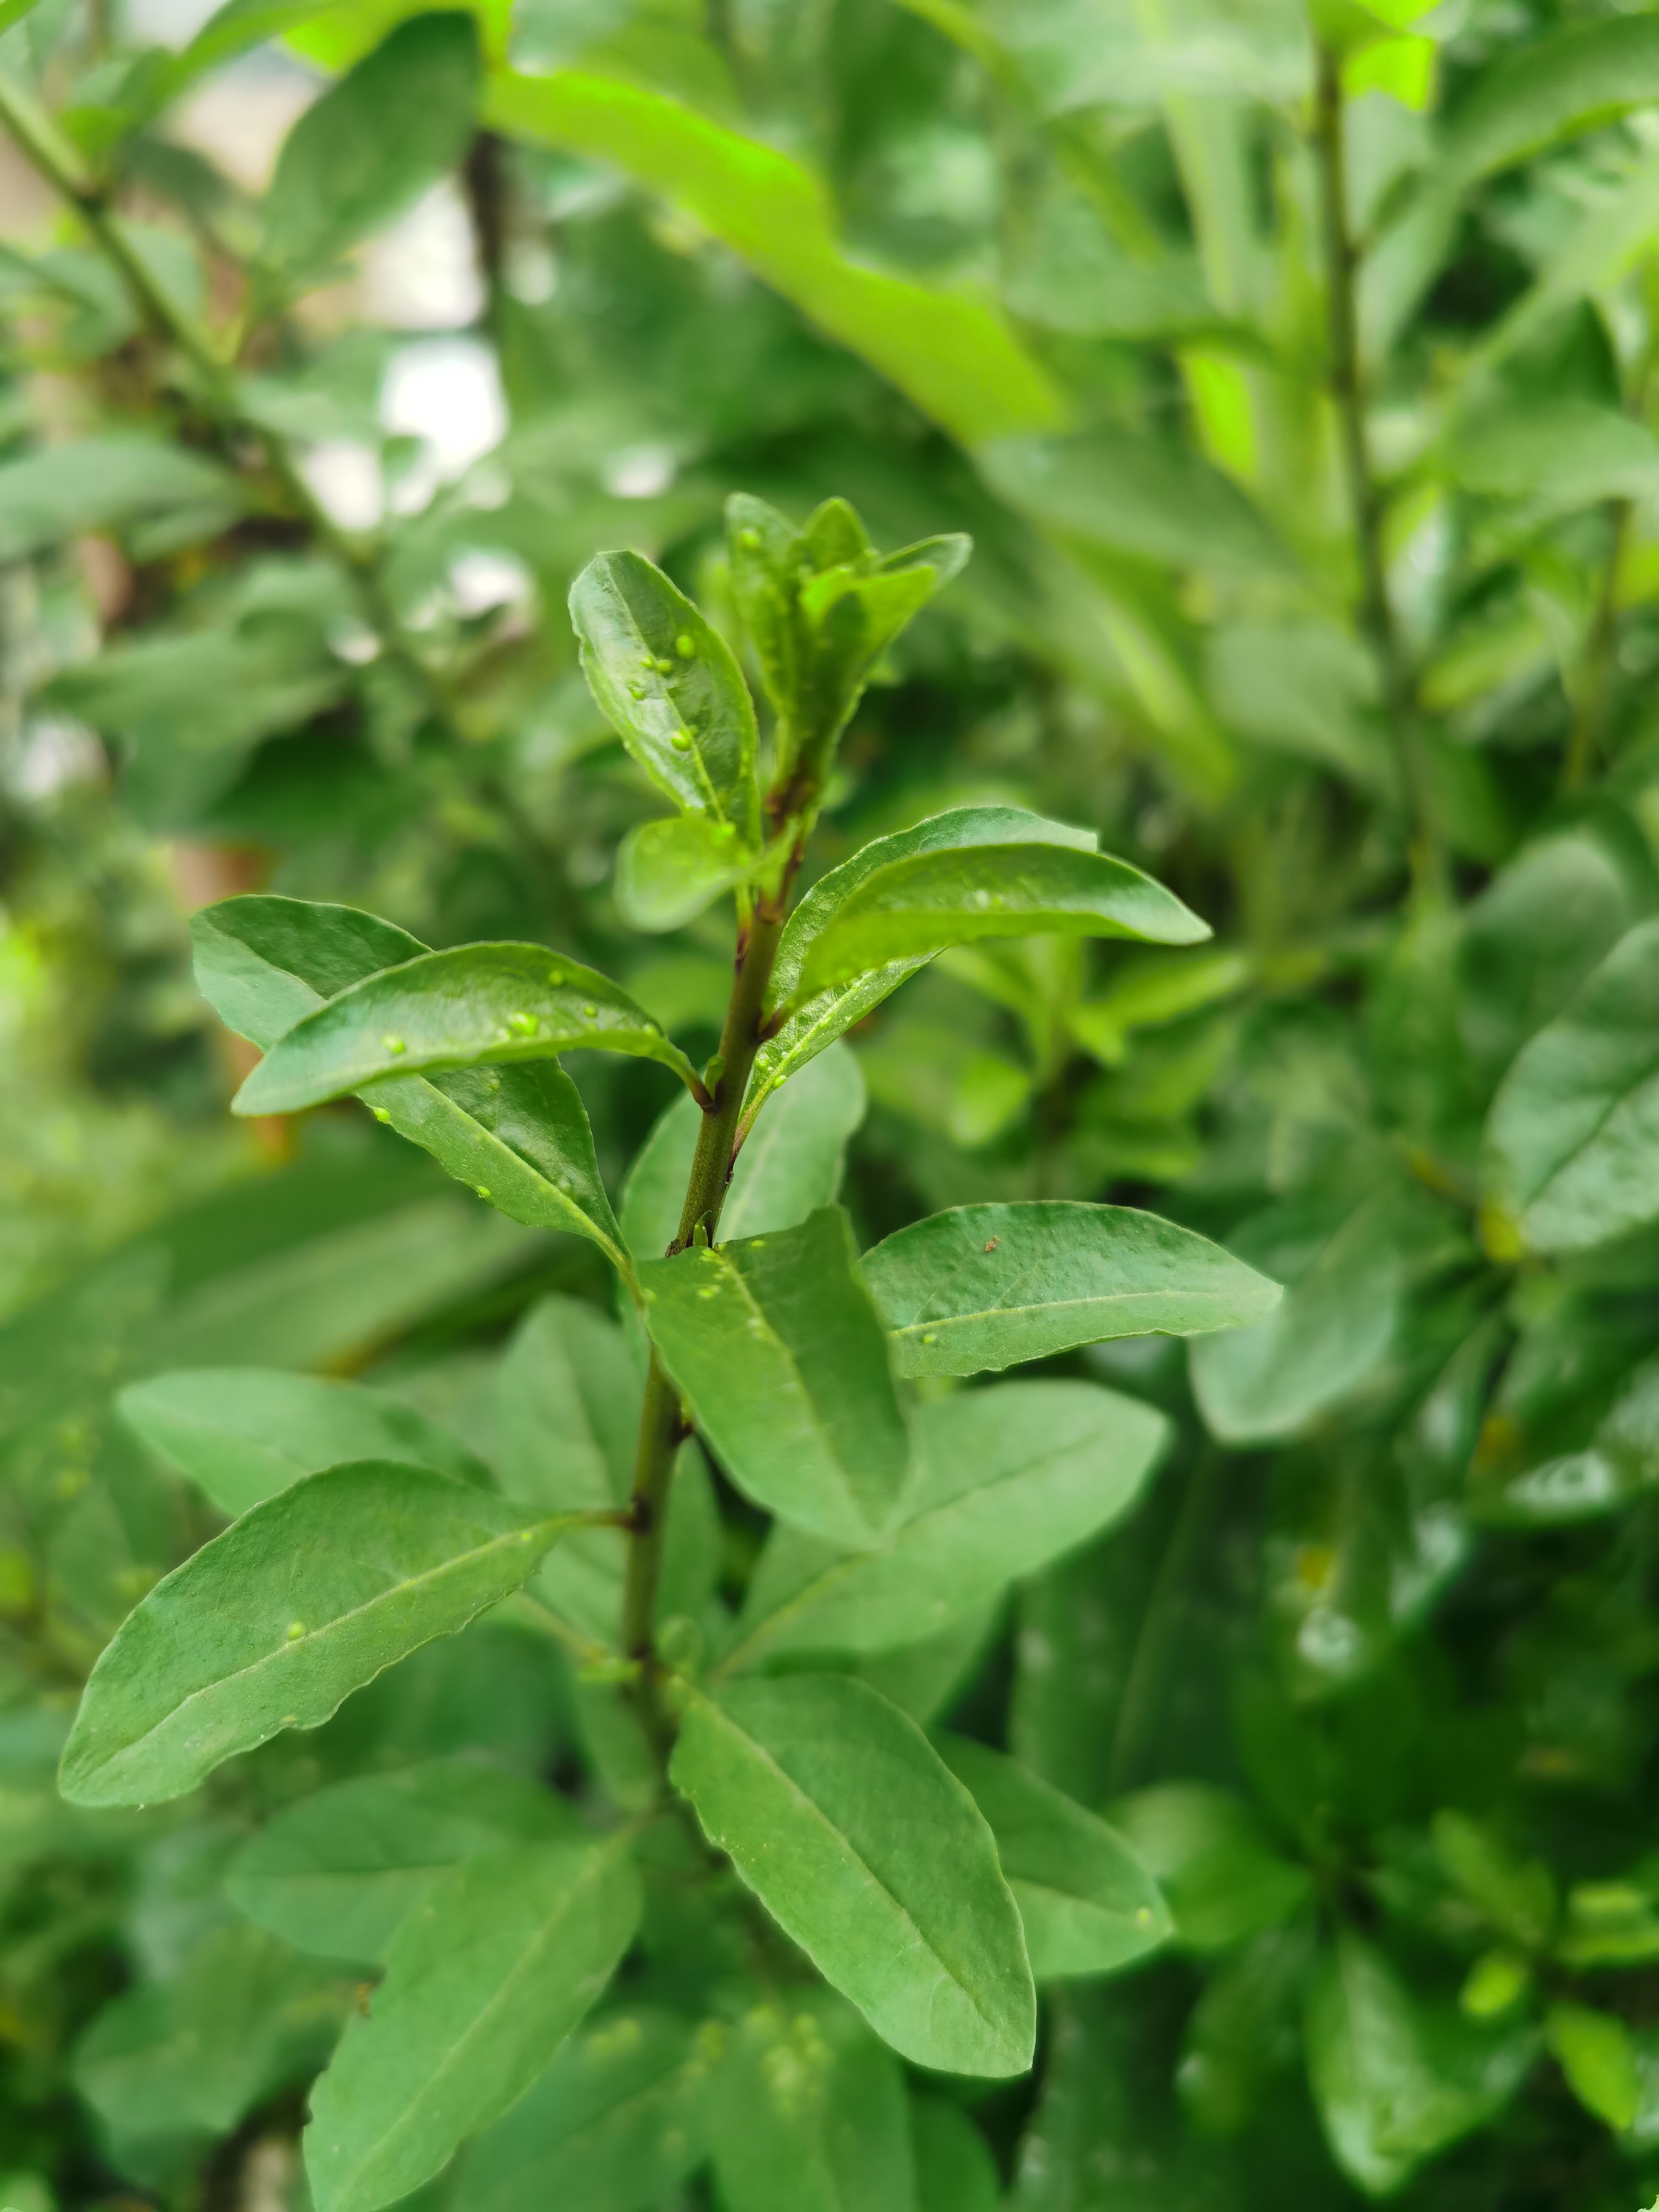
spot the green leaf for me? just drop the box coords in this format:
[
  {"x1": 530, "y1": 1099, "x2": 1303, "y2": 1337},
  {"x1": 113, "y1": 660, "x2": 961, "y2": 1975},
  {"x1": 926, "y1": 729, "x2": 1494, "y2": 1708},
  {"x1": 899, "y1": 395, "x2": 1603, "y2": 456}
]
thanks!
[
  {"x1": 936, "y1": 1734, "x2": 1171, "y2": 1983},
  {"x1": 304, "y1": 1833, "x2": 642, "y2": 2212},
  {"x1": 749, "y1": 808, "x2": 1101, "y2": 1119},
  {"x1": 0, "y1": 435, "x2": 241, "y2": 563},
  {"x1": 670, "y1": 1674, "x2": 1035, "y2": 2076},
  {"x1": 569, "y1": 550, "x2": 760, "y2": 839},
  {"x1": 59, "y1": 1463, "x2": 593, "y2": 1806},
  {"x1": 910, "y1": 2095, "x2": 999, "y2": 2212},
  {"x1": 622, "y1": 1042, "x2": 865, "y2": 1261},
  {"x1": 491, "y1": 1295, "x2": 718, "y2": 1647},
  {"x1": 614, "y1": 813, "x2": 757, "y2": 933},
  {"x1": 726, "y1": 1379, "x2": 1166, "y2": 1665},
  {"x1": 485, "y1": 71, "x2": 1061, "y2": 447},
  {"x1": 1107, "y1": 1785, "x2": 1312, "y2": 1952},
  {"x1": 118, "y1": 1367, "x2": 489, "y2": 1518},
  {"x1": 983, "y1": 429, "x2": 1293, "y2": 580},
  {"x1": 227, "y1": 1759, "x2": 578, "y2": 1962},
  {"x1": 863, "y1": 1201, "x2": 1280, "y2": 1377},
  {"x1": 794, "y1": 840, "x2": 1208, "y2": 999},
  {"x1": 1441, "y1": 15, "x2": 1659, "y2": 185},
  {"x1": 260, "y1": 13, "x2": 483, "y2": 283},
  {"x1": 232, "y1": 940, "x2": 701, "y2": 1115},
  {"x1": 454, "y1": 2005, "x2": 714, "y2": 2212},
  {"x1": 1545, "y1": 2003, "x2": 1640, "y2": 2131},
  {"x1": 73, "y1": 1923, "x2": 345, "y2": 2150},
  {"x1": 1189, "y1": 1198, "x2": 1402, "y2": 1443},
  {"x1": 639, "y1": 1207, "x2": 907, "y2": 1550},
  {"x1": 1305, "y1": 1932, "x2": 1534, "y2": 2196},
  {"x1": 1178, "y1": 1923, "x2": 1318, "y2": 2137},
  {"x1": 193, "y1": 898, "x2": 629, "y2": 1275},
  {"x1": 709, "y1": 1996, "x2": 914, "y2": 2212},
  {"x1": 1483, "y1": 919, "x2": 1659, "y2": 1255}
]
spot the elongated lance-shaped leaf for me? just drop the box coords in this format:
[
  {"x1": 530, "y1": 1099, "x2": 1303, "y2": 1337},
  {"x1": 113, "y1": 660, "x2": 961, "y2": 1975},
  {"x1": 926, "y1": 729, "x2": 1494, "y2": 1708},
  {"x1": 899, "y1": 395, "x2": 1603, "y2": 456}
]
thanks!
[
  {"x1": 670, "y1": 1674, "x2": 1036, "y2": 2076},
  {"x1": 569, "y1": 549, "x2": 761, "y2": 840},
  {"x1": 723, "y1": 1379, "x2": 1166, "y2": 1667},
  {"x1": 796, "y1": 840, "x2": 1208, "y2": 997},
  {"x1": 304, "y1": 1832, "x2": 642, "y2": 2212},
  {"x1": 228, "y1": 1759, "x2": 580, "y2": 1963},
  {"x1": 863, "y1": 1201, "x2": 1281, "y2": 1377},
  {"x1": 193, "y1": 898, "x2": 629, "y2": 1276},
  {"x1": 59, "y1": 1463, "x2": 600, "y2": 1807},
  {"x1": 119, "y1": 1366, "x2": 491, "y2": 1518},
  {"x1": 1482, "y1": 917, "x2": 1659, "y2": 1254},
  {"x1": 934, "y1": 1735, "x2": 1171, "y2": 1983},
  {"x1": 639, "y1": 1207, "x2": 907, "y2": 1550},
  {"x1": 747, "y1": 807, "x2": 1097, "y2": 1122},
  {"x1": 233, "y1": 942, "x2": 702, "y2": 1115}
]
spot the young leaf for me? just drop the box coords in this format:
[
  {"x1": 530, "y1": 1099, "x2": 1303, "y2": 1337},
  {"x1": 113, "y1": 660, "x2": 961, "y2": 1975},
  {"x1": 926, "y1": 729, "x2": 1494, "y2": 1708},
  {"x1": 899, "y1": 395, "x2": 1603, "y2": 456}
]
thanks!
[
  {"x1": 725, "y1": 492, "x2": 805, "y2": 722},
  {"x1": 1545, "y1": 2002, "x2": 1640, "y2": 2132},
  {"x1": 1483, "y1": 917, "x2": 1659, "y2": 1254},
  {"x1": 227, "y1": 1759, "x2": 578, "y2": 1962},
  {"x1": 118, "y1": 1366, "x2": 491, "y2": 1517},
  {"x1": 484, "y1": 71, "x2": 1061, "y2": 448},
  {"x1": 794, "y1": 839, "x2": 1209, "y2": 997},
  {"x1": 749, "y1": 806, "x2": 1099, "y2": 1119},
  {"x1": 1107, "y1": 1785, "x2": 1312, "y2": 1952},
  {"x1": 622, "y1": 1042, "x2": 865, "y2": 1259},
  {"x1": 193, "y1": 898, "x2": 628, "y2": 1273},
  {"x1": 709, "y1": 1996, "x2": 914, "y2": 2212},
  {"x1": 639, "y1": 1207, "x2": 907, "y2": 1549},
  {"x1": 936, "y1": 1735, "x2": 1171, "y2": 1982},
  {"x1": 59, "y1": 1463, "x2": 595, "y2": 1806},
  {"x1": 304, "y1": 1834, "x2": 642, "y2": 2212},
  {"x1": 260, "y1": 13, "x2": 482, "y2": 284},
  {"x1": 614, "y1": 813, "x2": 756, "y2": 933},
  {"x1": 863, "y1": 1201, "x2": 1281, "y2": 1376},
  {"x1": 232, "y1": 942, "x2": 702, "y2": 1115},
  {"x1": 569, "y1": 550, "x2": 760, "y2": 840},
  {"x1": 454, "y1": 2005, "x2": 714, "y2": 2212},
  {"x1": 725, "y1": 1379, "x2": 1167, "y2": 1665},
  {"x1": 670, "y1": 1673, "x2": 1036, "y2": 2076}
]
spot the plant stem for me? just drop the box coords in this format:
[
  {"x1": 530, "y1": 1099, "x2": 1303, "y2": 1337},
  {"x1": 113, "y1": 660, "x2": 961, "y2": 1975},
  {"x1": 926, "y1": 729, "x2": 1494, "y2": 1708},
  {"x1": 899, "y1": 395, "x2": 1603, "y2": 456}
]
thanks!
[
  {"x1": 1311, "y1": 45, "x2": 1439, "y2": 883},
  {"x1": 0, "y1": 70, "x2": 469, "y2": 745},
  {"x1": 619, "y1": 890, "x2": 791, "y2": 1758},
  {"x1": 1563, "y1": 498, "x2": 1630, "y2": 794}
]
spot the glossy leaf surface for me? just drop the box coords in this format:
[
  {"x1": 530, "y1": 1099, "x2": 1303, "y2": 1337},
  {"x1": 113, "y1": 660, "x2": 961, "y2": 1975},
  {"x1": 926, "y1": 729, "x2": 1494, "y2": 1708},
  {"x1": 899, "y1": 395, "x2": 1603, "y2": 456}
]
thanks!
[
  {"x1": 671, "y1": 1674, "x2": 1036, "y2": 2076},
  {"x1": 863, "y1": 1201, "x2": 1281, "y2": 1376},
  {"x1": 59, "y1": 1464, "x2": 585, "y2": 1806}
]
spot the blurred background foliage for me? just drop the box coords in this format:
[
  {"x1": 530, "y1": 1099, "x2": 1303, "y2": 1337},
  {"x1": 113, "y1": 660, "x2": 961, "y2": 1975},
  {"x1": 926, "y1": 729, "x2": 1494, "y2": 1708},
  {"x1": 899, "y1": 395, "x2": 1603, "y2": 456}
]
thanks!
[{"x1": 5, "y1": 0, "x2": 1659, "y2": 2204}]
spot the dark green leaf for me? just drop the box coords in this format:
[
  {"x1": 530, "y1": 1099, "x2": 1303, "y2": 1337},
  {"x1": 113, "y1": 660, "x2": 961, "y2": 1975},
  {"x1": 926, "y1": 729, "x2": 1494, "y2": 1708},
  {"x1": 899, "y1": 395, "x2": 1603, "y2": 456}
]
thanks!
[
  {"x1": 59, "y1": 1464, "x2": 594, "y2": 1806},
  {"x1": 1483, "y1": 918, "x2": 1659, "y2": 1254},
  {"x1": 640, "y1": 1207, "x2": 907, "y2": 1549},
  {"x1": 569, "y1": 549, "x2": 760, "y2": 839},
  {"x1": 118, "y1": 1367, "x2": 489, "y2": 1518},
  {"x1": 794, "y1": 840, "x2": 1208, "y2": 999},
  {"x1": 725, "y1": 1379, "x2": 1165, "y2": 1664},
  {"x1": 191, "y1": 896, "x2": 426, "y2": 1051},
  {"x1": 910, "y1": 2095, "x2": 999, "y2": 2212},
  {"x1": 709, "y1": 1995, "x2": 914, "y2": 2212},
  {"x1": 304, "y1": 1833, "x2": 642, "y2": 2212},
  {"x1": 454, "y1": 2005, "x2": 713, "y2": 2212},
  {"x1": 936, "y1": 1734, "x2": 1171, "y2": 1982},
  {"x1": 863, "y1": 1201, "x2": 1280, "y2": 1376},
  {"x1": 260, "y1": 13, "x2": 482, "y2": 282},
  {"x1": 232, "y1": 942, "x2": 700, "y2": 1115},
  {"x1": 1108, "y1": 1785, "x2": 1312, "y2": 1952},
  {"x1": 670, "y1": 1672, "x2": 1035, "y2": 2076},
  {"x1": 0, "y1": 436, "x2": 241, "y2": 563},
  {"x1": 227, "y1": 1760, "x2": 578, "y2": 1962}
]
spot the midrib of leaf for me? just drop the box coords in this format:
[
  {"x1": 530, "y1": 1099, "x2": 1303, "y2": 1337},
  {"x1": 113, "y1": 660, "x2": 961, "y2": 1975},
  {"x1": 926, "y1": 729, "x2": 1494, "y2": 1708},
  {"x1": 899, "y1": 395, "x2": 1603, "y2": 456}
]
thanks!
[
  {"x1": 1520, "y1": 1037, "x2": 1659, "y2": 1210},
  {"x1": 692, "y1": 1696, "x2": 1008, "y2": 2045},
  {"x1": 112, "y1": 1513, "x2": 576, "y2": 1771},
  {"x1": 893, "y1": 1284, "x2": 1253, "y2": 1342},
  {"x1": 611, "y1": 595, "x2": 731, "y2": 828},
  {"x1": 327, "y1": 1831, "x2": 634, "y2": 2205}
]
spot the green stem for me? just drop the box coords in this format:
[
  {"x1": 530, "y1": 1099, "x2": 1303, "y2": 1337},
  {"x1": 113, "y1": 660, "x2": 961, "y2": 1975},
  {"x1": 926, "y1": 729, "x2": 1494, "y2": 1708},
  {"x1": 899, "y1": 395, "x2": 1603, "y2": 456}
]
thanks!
[
  {"x1": 619, "y1": 890, "x2": 792, "y2": 1760},
  {"x1": 1311, "y1": 45, "x2": 1439, "y2": 886},
  {"x1": 0, "y1": 69, "x2": 469, "y2": 745}
]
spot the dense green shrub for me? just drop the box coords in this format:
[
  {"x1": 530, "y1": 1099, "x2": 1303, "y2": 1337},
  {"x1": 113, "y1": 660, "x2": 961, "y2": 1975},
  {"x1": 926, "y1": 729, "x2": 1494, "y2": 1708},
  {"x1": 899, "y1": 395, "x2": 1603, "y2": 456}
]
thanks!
[{"x1": 4, "y1": 1, "x2": 1659, "y2": 2207}]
